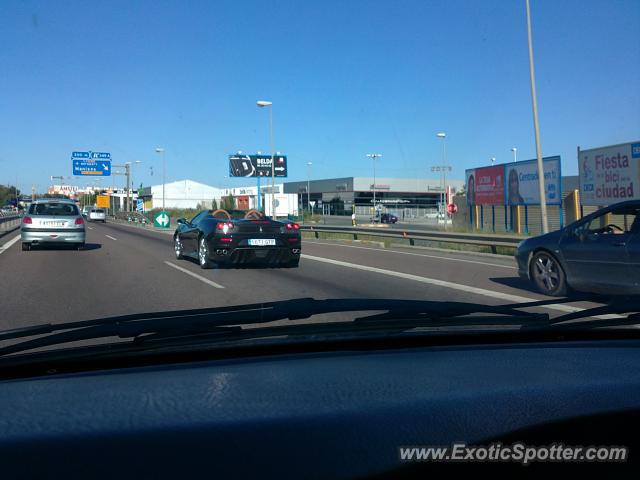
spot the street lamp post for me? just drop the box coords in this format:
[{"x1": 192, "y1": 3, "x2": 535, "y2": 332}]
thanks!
[
  {"x1": 257, "y1": 100, "x2": 276, "y2": 218},
  {"x1": 525, "y1": 0, "x2": 549, "y2": 233},
  {"x1": 511, "y1": 147, "x2": 518, "y2": 163},
  {"x1": 307, "y1": 162, "x2": 312, "y2": 215},
  {"x1": 366, "y1": 154, "x2": 382, "y2": 218},
  {"x1": 436, "y1": 133, "x2": 447, "y2": 217},
  {"x1": 155, "y1": 148, "x2": 165, "y2": 212},
  {"x1": 491, "y1": 157, "x2": 496, "y2": 166},
  {"x1": 131, "y1": 160, "x2": 142, "y2": 212}
]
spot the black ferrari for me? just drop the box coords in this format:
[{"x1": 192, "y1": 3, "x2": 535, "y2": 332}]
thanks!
[{"x1": 173, "y1": 209, "x2": 301, "y2": 268}]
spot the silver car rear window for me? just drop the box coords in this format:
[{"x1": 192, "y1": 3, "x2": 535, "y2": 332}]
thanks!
[{"x1": 28, "y1": 203, "x2": 79, "y2": 216}]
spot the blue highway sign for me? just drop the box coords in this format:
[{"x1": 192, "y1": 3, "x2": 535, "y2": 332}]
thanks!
[{"x1": 73, "y1": 159, "x2": 111, "y2": 176}]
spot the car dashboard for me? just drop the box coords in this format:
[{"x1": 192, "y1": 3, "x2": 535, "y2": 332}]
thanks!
[{"x1": 0, "y1": 338, "x2": 639, "y2": 478}]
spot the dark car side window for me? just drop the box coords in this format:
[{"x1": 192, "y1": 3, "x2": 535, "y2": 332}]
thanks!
[
  {"x1": 189, "y1": 211, "x2": 207, "y2": 226},
  {"x1": 581, "y1": 207, "x2": 640, "y2": 236}
]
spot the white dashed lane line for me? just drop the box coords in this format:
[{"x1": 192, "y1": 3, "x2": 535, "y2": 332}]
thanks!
[
  {"x1": 304, "y1": 240, "x2": 516, "y2": 269},
  {"x1": 164, "y1": 261, "x2": 225, "y2": 289},
  {"x1": 301, "y1": 254, "x2": 617, "y2": 317},
  {"x1": 0, "y1": 235, "x2": 21, "y2": 256},
  {"x1": 105, "y1": 235, "x2": 117, "y2": 241}
]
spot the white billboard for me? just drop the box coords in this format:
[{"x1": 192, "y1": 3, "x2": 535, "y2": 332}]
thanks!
[
  {"x1": 503, "y1": 156, "x2": 562, "y2": 206},
  {"x1": 579, "y1": 141, "x2": 640, "y2": 206},
  {"x1": 264, "y1": 193, "x2": 299, "y2": 217}
]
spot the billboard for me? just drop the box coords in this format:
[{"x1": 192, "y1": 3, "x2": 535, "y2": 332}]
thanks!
[
  {"x1": 229, "y1": 154, "x2": 288, "y2": 178},
  {"x1": 503, "y1": 156, "x2": 561, "y2": 206},
  {"x1": 96, "y1": 195, "x2": 110, "y2": 208},
  {"x1": 465, "y1": 169, "x2": 475, "y2": 205},
  {"x1": 466, "y1": 156, "x2": 561, "y2": 206},
  {"x1": 579, "y1": 142, "x2": 640, "y2": 206},
  {"x1": 464, "y1": 165, "x2": 504, "y2": 205}
]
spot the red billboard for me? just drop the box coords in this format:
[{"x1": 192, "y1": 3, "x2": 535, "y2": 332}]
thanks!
[{"x1": 473, "y1": 165, "x2": 504, "y2": 205}]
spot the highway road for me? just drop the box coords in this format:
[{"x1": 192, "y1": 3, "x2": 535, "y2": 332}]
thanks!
[{"x1": 0, "y1": 220, "x2": 608, "y2": 331}]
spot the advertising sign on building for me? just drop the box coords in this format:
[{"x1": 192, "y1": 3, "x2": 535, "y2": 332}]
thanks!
[
  {"x1": 264, "y1": 193, "x2": 299, "y2": 217},
  {"x1": 579, "y1": 142, "x2": 640, "y2": 206}
]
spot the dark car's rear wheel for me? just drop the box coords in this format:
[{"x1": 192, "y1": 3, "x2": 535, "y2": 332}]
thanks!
[
  {"x1": 530, "y1": 251, "x2": 567, "y2": 296},
  {"x1": 22, "y1": 243, "x2": 30, "y2": 251},
  {"x1": 198, "y1": 237, "x2": 213, "y2": 269},
  {"x1": 174, "y1": 235, "x2": 184, "y2": 260}
]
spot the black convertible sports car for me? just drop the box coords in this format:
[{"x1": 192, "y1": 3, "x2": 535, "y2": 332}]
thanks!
[{"x1": 173, "y1": 209, "x2": 301, "y2": 268}]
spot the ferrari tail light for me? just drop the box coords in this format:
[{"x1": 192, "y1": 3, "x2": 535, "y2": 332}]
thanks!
[
  {"x1": 286, "y1": 223, "x2": 300, "y2": 230},
  {"x1": 216, "y1": 222, "x2": 234, "y2": 230}
]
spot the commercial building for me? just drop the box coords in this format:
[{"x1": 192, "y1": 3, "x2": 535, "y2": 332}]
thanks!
[
  {"x1": 283, "y1": 176, "x2": 464, "y2": 215},
  {"x1": 137, "y1": 176, "x2": 463, "y2": 216},
  {"x1": 138, "y1": 179, "x2": 283, "y2": 210}
]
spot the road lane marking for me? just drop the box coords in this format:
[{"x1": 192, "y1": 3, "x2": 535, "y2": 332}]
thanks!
[
  {"x1": 105, "y1": 235, "x2": 117, "y2": 241},
  {"x1": 304, "y1": 241, "x2": 516, "y2": 269},
  {"x1": 164, "y1": 261, "x2": 225, "y2": 289},
  {"x1": 88, "y1": 226, "x2": 94, "y2": 230},
  {"x1": 107, "y1": 221, "x2": 174, "y2": 235},
  {"x1": 0, "y1": 234, "x2": 21, "y2": 255},
  {"x1": 301, "y1": 253, "x2": 604, "y2": 316}
]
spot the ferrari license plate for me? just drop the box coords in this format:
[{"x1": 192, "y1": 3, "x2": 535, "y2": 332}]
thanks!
[{"x1": 249, "y1": 239, "x2": 276, "y2": 246}]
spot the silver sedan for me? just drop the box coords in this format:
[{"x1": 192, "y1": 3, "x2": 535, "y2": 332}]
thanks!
[{"x1": 21, "y1": 199, "x2": 86, "y2": 251}]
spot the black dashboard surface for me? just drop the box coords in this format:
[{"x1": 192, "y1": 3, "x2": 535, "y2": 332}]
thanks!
[{"x1": 0, "y1": 339, "x2": 639, "y2": 479}]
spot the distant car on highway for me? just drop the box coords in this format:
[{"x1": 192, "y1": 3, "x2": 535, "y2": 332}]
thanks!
[
  {"x1": 88, "y1": 208, "x2": 106, "y2": 223},
  {"x1": 173, "y1": 209, "x2": 301, "y2": 268},
  {"x1": 82, "y1": 206, "x2": 91, "y2": 217},
  {"x1": 380, "y1": 213, "x2": 398, "y2": 224},
  {"x1": 516, "y1": 200, "x2": 640, "y2": 296},
  {"x1": 21, "y1": 199, "x2": 85, "y2": 251}
]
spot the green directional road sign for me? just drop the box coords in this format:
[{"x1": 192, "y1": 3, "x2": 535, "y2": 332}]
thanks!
[{"x1": 154, "y1": 211, "x2": 170, "y2": 228}]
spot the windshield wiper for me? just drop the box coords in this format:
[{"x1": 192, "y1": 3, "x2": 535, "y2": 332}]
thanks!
[
  {"x1": 548, "y1": 299, "x2": 640, "y2": 329},
  {"x1": 0, "y1": 298, "x2": 555, "y2": 358}
]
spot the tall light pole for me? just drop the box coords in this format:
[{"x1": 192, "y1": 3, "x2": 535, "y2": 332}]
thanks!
[
  {"x1": 436, "y1": 133, "x2": 447, "y2": 216},
  {"x1": 366, "y1": 154, "x2": 382, "y2": 216},
  {"x1": 525, "y1": 0, "x2": 549, "y2": 233},
  {"x1": 491, "y1": 157, "x2": 496, "y2": 166},
  {"x1": 307, "y1": 161, "x2": 312, "y2": 215},
  {"x1": 131, "y1": 160, "x2": 142, "y2": 212},
  {"x1": 511, "y1": 147, "x2": 518, "y2": 163},
  {"x1": 155, "y1": 148, "x2": 165, "y2": 212},
  {"x1": 257, "y1": 100, "x2": 275, "y2": 217}
]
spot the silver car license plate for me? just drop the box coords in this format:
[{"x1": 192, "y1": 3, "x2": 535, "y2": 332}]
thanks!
[
  {"x1": 249, "y1": 239, "x2": 276, "y2": 246},
  {"x1": 44, "y1": 221, "x2": 66, "y2": 227}
]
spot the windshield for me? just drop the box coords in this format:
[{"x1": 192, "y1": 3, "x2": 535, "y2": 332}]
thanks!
[
  {"x1": 0, "y1": 0, "x2": 639, "y2": 358},
  {"x1": 28, "y1": 203, "x2": 79, "y2": 216}
]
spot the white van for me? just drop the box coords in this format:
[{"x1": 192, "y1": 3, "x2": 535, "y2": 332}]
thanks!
[{"x1": 88, "y1": 208, "x2": 106, "y2": 223}]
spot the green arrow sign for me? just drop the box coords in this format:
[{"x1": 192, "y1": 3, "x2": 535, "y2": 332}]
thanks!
[{"x1": 154, "y1": 211, "x2": 170, "y2": 228}]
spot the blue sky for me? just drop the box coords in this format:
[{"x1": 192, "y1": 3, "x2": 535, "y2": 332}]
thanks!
[{"x1": 1, "y1": 0, "x2": 638, "y2": 193}]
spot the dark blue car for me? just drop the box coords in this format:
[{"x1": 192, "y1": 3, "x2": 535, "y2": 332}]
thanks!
[{"x1": 515, "y1": 200, "x2": 640, "y2": 296}]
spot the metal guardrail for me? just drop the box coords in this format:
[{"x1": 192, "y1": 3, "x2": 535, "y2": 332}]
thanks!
[
  {"x1": 0, "y1": 213, "x2": 21, "y2": 237},
  {"x1": 102, "y1": 217, "x2": 523, "y2": 254},
  {"x1": 299, "y1": 225, "x2": 523, "y2": 254}
]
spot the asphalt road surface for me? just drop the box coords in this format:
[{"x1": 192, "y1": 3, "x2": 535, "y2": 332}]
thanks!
[{"x1": 0, "y1": 221, "x2": 609, "y2": 330}]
